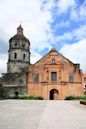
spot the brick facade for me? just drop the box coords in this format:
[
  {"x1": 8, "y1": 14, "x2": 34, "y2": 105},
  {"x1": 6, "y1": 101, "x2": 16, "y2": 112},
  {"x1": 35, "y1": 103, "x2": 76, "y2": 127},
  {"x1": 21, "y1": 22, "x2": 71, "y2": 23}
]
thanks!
[{"x1": 27, "y1": 48, "x2": 83, "y2": 100}]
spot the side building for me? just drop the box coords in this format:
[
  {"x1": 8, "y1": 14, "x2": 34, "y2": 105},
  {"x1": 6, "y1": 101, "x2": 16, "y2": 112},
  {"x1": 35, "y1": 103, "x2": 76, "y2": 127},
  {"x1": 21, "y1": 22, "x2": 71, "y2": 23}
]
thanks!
[
  {"x1": 27, "y1": 48, "x2": 83, "y2": 100},
  {"x1": 81, "y1": 74, "x2": 86, "y2": 94}
]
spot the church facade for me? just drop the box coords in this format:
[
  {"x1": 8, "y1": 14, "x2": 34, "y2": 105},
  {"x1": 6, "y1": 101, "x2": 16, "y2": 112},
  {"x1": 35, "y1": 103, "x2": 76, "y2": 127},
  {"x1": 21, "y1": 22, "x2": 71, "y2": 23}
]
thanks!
[{"x1": 27, "y1": 48, "x2": 83, "y2": 100}]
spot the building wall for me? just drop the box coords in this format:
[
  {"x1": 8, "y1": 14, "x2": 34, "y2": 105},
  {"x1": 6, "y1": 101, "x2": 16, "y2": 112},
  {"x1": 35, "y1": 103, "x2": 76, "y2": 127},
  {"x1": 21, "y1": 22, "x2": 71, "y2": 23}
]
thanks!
[{"x1": 27, "y1": 49, "x2": 83, "y2": 99}]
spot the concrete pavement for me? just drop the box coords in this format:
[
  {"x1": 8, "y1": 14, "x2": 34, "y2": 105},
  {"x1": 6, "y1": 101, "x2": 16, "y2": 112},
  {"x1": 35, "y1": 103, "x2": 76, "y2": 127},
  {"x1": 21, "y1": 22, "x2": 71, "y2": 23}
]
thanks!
[{"x1": 0, "y1": 100, "x2": 86, "y2": 129}]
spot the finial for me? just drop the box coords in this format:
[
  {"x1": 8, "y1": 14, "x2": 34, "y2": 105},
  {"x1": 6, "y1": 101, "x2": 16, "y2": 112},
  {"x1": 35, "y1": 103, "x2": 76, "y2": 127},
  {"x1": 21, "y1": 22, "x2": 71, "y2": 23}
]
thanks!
[
  {"x1": 17, "y1": 24, "x2": 23, "y2": 35},
  {"x1": 51, "y1": 44, "x2": 56, "y2": 51}
]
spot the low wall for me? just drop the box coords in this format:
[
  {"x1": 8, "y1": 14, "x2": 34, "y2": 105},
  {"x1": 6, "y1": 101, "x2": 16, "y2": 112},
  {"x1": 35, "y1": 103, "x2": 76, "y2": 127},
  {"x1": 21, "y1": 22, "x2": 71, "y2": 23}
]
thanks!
[{"x1": 80, "y1": 100, "x2": 86, "y2": 105}]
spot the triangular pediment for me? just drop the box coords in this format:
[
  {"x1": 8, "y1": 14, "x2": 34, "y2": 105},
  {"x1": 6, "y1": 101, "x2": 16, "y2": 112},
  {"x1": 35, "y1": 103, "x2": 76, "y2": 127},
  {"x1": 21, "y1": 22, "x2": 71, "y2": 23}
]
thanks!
[{"x1": 33, "y1": 49, "x2": 74, "y2": 67}]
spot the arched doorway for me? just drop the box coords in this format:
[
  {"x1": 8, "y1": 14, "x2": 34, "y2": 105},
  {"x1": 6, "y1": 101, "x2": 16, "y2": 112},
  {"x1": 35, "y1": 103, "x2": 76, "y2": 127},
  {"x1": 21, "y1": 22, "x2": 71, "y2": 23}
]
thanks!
[{"x1": 50, "y1": 89, "x2": 59, "y2": 100}]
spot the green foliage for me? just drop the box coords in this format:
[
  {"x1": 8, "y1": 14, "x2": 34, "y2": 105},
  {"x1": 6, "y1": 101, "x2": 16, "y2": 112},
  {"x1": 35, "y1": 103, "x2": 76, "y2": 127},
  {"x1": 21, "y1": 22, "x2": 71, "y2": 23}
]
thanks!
[
  {"x1": 65, "y1": 95, "x2": 76, "y2": 100},
  {"x1": 79, "y1": 95, "x2": 86, "y2": 100},
  {"x1": 34, "y1": 96, "x2": 43, "y2": 100},
  {"x1": 0, "y1": 84, "x2": 5, "y2": 99},
  {"x1": 65, "y1": 95, "x2": 86, "y2": 100},
  {"x1": 9, "y1": 93, "x2": 43, "y2": 100}
]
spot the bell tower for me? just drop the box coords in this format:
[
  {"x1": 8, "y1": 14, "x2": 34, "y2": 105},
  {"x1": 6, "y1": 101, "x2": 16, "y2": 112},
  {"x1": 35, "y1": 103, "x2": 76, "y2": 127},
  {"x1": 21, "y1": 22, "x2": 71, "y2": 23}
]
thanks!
[{"x1": 7, "y1": 25, "x2": 30, "y2": 73}]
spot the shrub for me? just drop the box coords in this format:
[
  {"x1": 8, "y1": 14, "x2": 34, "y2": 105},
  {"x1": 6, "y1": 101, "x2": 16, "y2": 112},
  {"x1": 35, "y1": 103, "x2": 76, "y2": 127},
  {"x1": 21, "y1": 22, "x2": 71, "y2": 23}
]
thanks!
[
  {"x1": 80, "y1": 95, "x2": 86, "y2": 100},
  {"x1": 34, "y1": 96, "x2": 43, "y2": 100},
  {"x1": 9, "y1": 94, "x2": 43, "y2": 100},
  {"x1": 65, "y1": 95, "x2": 76, "y2": 100},
  {"x1": 0, "y1": 84, "x2": 5, "y2": 99}
]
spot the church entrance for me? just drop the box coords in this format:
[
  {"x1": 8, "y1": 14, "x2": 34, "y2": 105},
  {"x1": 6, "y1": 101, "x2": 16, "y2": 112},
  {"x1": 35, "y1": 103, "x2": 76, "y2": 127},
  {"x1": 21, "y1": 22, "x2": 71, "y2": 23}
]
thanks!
[{"x1": 50, "y1": 89, "x2": 59, "y2": 100}]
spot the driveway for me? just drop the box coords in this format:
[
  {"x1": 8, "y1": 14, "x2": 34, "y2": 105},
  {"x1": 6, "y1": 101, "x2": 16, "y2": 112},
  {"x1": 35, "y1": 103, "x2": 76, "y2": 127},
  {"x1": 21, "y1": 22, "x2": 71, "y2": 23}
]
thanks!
[{"x1": 0, "y1": 100, "x2": 86, "y2": 129}]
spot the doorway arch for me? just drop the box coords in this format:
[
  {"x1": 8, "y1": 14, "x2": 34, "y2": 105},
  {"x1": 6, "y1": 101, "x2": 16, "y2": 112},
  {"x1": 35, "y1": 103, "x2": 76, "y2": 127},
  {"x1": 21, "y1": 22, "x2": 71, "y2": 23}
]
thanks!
[{"x1": 50, "y1": 89, "x2": 59, "y2": 100}]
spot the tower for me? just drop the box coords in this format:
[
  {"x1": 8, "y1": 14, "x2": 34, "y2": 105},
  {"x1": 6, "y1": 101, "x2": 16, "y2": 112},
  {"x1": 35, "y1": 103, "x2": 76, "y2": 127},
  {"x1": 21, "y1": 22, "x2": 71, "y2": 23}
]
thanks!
[{"x1": 7, "y1": 25, "x2": 30, "y2": 73}]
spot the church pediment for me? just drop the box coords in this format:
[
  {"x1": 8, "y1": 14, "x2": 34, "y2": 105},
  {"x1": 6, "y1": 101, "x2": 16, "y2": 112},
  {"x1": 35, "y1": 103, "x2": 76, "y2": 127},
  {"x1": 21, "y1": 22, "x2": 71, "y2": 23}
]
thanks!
[{"x1": 34, "y1": 49, "x2": 68, "y2": 67}]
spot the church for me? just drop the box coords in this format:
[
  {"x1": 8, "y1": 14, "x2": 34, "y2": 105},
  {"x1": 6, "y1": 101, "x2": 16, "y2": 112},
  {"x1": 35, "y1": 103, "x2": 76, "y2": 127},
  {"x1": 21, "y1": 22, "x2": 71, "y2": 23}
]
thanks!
[
  {"x1": 0, "y1": 25, "x2": 83, "y2": 99},
  {"x1": 27, "y1": 48, "x2": 83, "y2": 99}
]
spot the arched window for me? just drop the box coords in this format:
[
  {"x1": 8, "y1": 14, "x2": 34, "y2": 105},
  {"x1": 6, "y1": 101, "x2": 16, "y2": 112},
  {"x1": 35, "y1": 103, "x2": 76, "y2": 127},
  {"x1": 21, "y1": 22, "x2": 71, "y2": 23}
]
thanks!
[
  {"x1": 15, "y1": 43, "x2": 17, "y2": 46},
  {"x1": 14, "y1": 53, "x2": 17, "y2": 59},
  {"x1": 23, "y1": 54, "x2": 25, "y2": 60}
]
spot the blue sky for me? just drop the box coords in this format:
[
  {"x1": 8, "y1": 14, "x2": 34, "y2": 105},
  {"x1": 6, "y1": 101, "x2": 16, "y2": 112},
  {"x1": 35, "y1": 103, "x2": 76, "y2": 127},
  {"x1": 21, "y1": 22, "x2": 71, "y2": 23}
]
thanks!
[{"x1": 0, "y1": 0, "x2": 86, "y2": 75}]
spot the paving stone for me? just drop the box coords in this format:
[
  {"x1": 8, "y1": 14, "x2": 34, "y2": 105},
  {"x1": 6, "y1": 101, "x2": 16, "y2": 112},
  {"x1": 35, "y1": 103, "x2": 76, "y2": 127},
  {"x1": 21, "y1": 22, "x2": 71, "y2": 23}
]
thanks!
[{"x1": 0, "y1": 100, "x2": 86, "y2": 129}]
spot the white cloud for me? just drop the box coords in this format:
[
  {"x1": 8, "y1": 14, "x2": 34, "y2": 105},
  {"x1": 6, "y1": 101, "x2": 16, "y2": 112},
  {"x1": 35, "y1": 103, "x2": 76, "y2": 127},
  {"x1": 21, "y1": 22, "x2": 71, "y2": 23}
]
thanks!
[
  {"x1": 31, "y1": 51, "x2": 42, "y2": 64},
  {"x1": 0, "y1": 0, "x2": 55, "y2": 74},
  {"x1": 60, "y1": 39, "x2": 86, "y2": 72},
  {"x1": 54, "y1": 24, "x2": 86, "y2": 43},
  {"x1": 74, "y1": 25, "x2": 86, "y2": 40},
  {"x1": 79, "y1": 5, "x2": 86, "y2": 19},
  {"x1": 0, "y1": 54, "x2": 7, "y2": 76},
  {"x1": 41, "y1": 0, "x2": 56, "y2": 11},
  {"x1": 70, "y1": 9, "x2": 79, "y2": 20},
  {"x1": 70, "y1": 0, "x2": 86, "y2": 21},
  {"x1": 0, "y1": 0, "x2": 54, "y2": 50},
  {"x1": 55, "y1": 21, "x2": 70, "y2": 29},
  {"x1": 57, "y1": 0, "x2": 76, "y2": 13}
]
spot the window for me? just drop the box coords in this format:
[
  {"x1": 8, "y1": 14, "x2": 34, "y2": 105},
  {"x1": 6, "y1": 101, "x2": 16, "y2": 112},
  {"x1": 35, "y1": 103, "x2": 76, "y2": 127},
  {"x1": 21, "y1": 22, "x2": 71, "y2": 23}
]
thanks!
[
  {"x1": 10, "y1": 43, "x2": 11, "y2": 48},
  {"x1": 22, "y1": 44, "x2": 25, "y2": 48},
  {"x1": 15, "y1": 43, "x2": 17, "y2": 46},
  {"x1": 84, "y1": 77, "x2": 86, "y2": 82},
  {"x1": 69, "y1": 74, "x2": 74, "y2": 82},
  {"x1": 33, "y1": 74, "x2": 39, "y2": 83},
  {"x1": 9, "y1": 55, "x2": 10, "y2": 60},
  {"x1": 14, "y1": 53, "x2": 17, "y2": 59},
  {"x1": 52, "y1": 58, "x2": 55, "y2": 64},
  {"x1": 23, "y1": 54, "x2": 25, "y2": 60},
  {"x1": 46, "y1": 71, "x2": 49, "y2": 81},
  {"x1": 84, "y1": 85, "x2": 86, "y2": 91},
  {"x1": 51, "y1": 72, "x2": 57, "y2": 81}
]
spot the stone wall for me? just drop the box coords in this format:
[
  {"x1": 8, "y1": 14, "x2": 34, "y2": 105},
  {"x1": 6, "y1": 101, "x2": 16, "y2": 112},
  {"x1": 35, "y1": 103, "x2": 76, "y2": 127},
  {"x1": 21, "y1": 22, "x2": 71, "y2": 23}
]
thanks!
[{"x1": 4, "y1": 86, "x2": 26, "y2": 96}]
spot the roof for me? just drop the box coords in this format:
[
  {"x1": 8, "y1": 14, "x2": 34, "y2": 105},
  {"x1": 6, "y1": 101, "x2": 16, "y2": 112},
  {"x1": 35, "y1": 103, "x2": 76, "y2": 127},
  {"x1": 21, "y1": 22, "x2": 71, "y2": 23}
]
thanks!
[
  {"x1": 9, "y1": 34, "x2": 30, "y2": 42},
  {"x1": 9, "y1": 25, "x2": 30, "y2": 43}
]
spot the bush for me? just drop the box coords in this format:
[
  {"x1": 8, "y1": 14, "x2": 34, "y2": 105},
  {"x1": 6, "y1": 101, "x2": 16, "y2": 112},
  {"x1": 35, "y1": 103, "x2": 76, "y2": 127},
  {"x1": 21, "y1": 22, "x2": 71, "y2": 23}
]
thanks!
[
  {"x1": 65, "y1": 95, "x2": 76, "y2": 100},
  {"x1": 80, "y1": 95, "x2": 86, "y2": 100},
  {"x1": 9, "y1": 94, "x2": 43, "y2": 100},
  {"x1": 34, "y1": 96, "x2": 43, "y2": 100},
  {"x1": 0, "y1": 84, "x2": 5, "y2": 99}
]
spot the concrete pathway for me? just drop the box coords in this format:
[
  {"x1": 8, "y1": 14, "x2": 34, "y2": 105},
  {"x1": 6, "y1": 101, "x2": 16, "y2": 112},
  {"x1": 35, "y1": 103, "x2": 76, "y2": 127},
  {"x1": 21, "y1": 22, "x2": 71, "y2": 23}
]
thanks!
[
  {"x1": 37, "y1": 101, "x2": 86, "y2": 129},
  {"x1": 0, "y1": 100, "x2": 86, "y2": 129}
]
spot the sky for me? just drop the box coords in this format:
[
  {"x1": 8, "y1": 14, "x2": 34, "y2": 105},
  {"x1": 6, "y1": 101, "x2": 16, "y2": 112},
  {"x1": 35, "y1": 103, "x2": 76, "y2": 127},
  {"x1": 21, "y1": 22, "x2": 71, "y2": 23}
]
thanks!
[{"x1": 0, "y1": 0, "x2": 86, "y2": 76}]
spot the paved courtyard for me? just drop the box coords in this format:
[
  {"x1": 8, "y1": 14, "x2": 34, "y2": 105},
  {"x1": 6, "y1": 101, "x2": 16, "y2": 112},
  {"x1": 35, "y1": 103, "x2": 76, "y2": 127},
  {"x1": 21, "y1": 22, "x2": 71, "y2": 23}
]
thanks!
[{"x1": 0, "y1": 100, "x2": 86, "y2": 129}]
